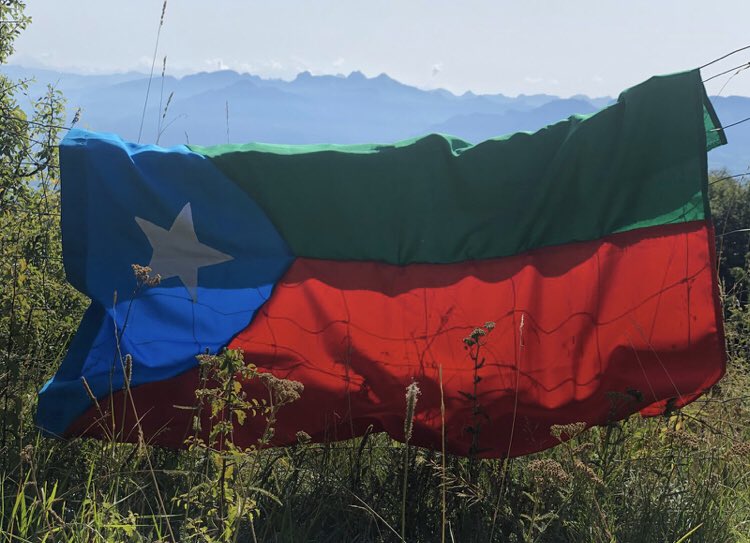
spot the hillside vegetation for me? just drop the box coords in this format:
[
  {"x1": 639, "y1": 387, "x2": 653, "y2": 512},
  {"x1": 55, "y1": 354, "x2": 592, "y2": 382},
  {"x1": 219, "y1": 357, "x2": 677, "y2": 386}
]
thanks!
[{"x1": 3, "y1": 4, "x2": 750, "y2": 542}]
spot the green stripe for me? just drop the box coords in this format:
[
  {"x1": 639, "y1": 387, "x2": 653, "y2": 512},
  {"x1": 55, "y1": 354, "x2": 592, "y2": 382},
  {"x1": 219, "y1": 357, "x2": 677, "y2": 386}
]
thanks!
[{"x1": 191, "y1": 69, "x2": 722, "y2": 265}]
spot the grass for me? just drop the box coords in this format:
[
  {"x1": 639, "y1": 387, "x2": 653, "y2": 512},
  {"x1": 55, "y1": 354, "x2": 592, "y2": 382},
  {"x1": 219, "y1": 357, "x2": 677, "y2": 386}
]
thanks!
[
  {"x1": 2, "y1": 8, "x2": 750, "y2": 534},
  {"x1": 1, "y1": 329, "x2": 749, "y2": 542}
]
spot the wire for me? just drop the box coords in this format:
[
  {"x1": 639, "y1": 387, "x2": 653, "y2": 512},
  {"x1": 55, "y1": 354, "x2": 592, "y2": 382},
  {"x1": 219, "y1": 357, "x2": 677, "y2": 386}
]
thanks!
[
  {"x1": 0, "y1": 113, "x2": 71, "y2": 131},
  {"x1": 710, "y1": 115, "x2": 750, "y2": 132},
  {"x1": 716, "y1": 64, "x2": 750, "y2": 96},
  {"x1": 703, "y1": 61, "x2": 750, "y2": 83},
  {"x1": 700, "y1": 44, "x2": 750, "y2": 70},
  {"x1": 716, "y1": 228, "x2": 750, "y2": 237},
  {"x1": 709, "y1": 172, "x2": 750, "y2": 186}
]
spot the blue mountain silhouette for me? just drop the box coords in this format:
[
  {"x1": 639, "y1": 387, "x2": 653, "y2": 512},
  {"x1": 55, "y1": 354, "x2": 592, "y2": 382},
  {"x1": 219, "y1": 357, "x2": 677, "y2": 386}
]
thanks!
[{"x1": 4, "y1": 65, "x2": 748, "y2": 172}]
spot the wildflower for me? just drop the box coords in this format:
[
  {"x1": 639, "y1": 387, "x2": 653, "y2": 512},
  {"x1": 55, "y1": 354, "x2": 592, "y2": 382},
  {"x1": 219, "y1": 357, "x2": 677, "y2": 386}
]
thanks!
[
  {"x1": 131, "y1": 264, "x2": 161, "y2": 287},
  {"x1": 258, "y1": 373, "x2": 303, "y2": 406},
  {"x1": 527, "y1": 458, "x2": 571, "y2": 489},
  {"x1": 471, "y1": 327, "x2": 487, "y2": 339}
]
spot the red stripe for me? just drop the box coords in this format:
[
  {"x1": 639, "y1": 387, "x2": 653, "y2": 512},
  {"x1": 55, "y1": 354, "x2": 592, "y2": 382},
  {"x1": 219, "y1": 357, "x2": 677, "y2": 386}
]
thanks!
[{"x1": 69, "y1": 221, "x2": 725, "y2": 457}]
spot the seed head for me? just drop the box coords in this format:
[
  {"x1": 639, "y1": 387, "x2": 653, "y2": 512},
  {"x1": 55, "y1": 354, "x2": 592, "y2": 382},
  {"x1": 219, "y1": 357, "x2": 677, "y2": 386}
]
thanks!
[
  {"x1": 404, "y1": 380, "x2": 421, "y2": 443},
  {"x1": 550, "y1": 422, "x2": 587, "y2": 441},
  {"x1": 124, "y1": 353, "x2": 133, "y2": 385},
  {"x1": 132, "y1": 264, "x2": 161, "y2": 287},
  {"x1": 729, "y1": 440, "x2": 750, "y2": 457},
  {"x1": 258, "y1": 373, "x2": 304, "y2": 406},
  {"x1": 527, "y1": 458, "x2": 571, "y2": 489},
  {"x1": 20, "y1": 444, "x2": 34, "y2": 465},
  {"x1": 471, "y1": 327, "x2": 487, "y2": 339}
]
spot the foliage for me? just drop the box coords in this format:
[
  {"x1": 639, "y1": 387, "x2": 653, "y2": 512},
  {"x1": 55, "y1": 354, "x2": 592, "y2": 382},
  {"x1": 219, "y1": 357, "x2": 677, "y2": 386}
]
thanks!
[
  {"x1": 0, "y1": 1, "x2": 87, "y2": 466},
  {"x1": 0, "y1": 1, "x2": 29, "y2": 65},
  {"x1": 462, "y1": 321, "x2": 496, "y2": 458},
  {"x1": 176, "y1": 348, "x2": 301, "y2": 542},
  {"x1": 710, "y1": 170, "x2": 750, "y2": 301}
]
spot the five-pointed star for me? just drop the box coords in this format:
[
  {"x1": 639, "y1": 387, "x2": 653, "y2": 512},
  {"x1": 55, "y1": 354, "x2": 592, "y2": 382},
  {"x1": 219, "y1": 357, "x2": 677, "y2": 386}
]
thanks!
[{"x1": 135, "y1": 203, "x2": 233, "y2": 302}]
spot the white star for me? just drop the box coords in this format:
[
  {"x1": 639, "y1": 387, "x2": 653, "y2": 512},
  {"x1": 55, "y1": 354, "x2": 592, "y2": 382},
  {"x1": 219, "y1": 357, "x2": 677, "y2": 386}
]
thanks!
[{"x1": 135, "y1": 203, "x2": 233, "y2": 302}]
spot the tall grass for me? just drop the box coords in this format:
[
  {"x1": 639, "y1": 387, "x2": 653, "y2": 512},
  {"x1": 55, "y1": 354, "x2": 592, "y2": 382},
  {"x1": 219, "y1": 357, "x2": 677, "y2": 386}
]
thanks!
[
  {"x1": 2, "y1": 174, "x2": 750, "y2": 541},
  {"x1": 2, "y1": 6, "x2": 750, "y2": 535}
]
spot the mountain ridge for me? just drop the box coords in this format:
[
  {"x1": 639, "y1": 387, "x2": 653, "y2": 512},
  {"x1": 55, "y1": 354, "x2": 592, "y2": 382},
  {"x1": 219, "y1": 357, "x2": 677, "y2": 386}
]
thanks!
[{"x1": 3, "y1": 65, "x2": 748, "y2": 171}]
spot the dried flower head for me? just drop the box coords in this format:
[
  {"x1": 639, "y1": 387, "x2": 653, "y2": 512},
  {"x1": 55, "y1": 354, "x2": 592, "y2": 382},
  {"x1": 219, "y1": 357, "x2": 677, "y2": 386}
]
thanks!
[
  {"x1": 573, "y1": 459, "x2": 604, "y2": 487},
  {"x1": 572, "y1": 442, "x2": 595, "y2": 456},
  {"x1": 132, "y1": 264, "x2": 161, "y2": 287},
  {"x1": 550, "y1": 422, "x2": 587, "y2": 442},
  {"x1": 527, "y1": 458, "x2": 571, "y2": 489},
  {"x1": 404, "y1": 380, "x2": 421, "y2": 442},
  {"x1": 729, "y1": 440, "x2": 750, "y2": 458},
  {"x1": 471, "y1": 327, "x2": 487, "y2": 339},
  {"x1": 666, "y1": 428, "x2": 704, "y2": 450},
  {"x1": 258, "y1": 373, "x2": 304, "y2": 406},
  {"x1": 124, "y1": 353, "x2": 133, "y2": 385},
  {"x1": 20, "y1": 444, "x2": 34, "y2": 465}
]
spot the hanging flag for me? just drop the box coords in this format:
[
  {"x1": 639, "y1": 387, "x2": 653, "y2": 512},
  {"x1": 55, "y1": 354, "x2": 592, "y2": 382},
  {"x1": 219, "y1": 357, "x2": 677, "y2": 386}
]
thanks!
[{"x1": 38, "y1": 69, "x2": 727, "y2": 457}]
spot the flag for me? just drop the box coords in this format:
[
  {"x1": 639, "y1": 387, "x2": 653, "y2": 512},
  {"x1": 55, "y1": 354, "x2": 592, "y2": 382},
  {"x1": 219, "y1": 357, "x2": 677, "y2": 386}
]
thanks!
[{"x1": 38, "y1": 69, "x2": 727, "y2": 458}]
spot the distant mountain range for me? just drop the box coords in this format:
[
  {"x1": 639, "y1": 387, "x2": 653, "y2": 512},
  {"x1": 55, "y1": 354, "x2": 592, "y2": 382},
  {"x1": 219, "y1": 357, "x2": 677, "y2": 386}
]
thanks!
[{"x1": 4, "y1": 65, "x2": 749, "y2": 173}]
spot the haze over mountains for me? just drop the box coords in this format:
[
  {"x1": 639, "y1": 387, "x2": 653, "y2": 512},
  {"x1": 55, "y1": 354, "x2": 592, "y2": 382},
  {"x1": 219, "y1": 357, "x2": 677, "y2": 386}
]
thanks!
[{"x1": 4, "y1": 65, "x2": 749, "y2": 173}]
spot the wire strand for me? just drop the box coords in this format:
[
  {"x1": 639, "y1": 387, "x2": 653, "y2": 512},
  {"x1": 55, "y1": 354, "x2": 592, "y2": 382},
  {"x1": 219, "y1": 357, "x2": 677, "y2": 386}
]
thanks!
[
  {"x1": 710, "y1": 115, "x2": 750, "y2": 132},
  {"x1": 703, "y1": 61, "x2": 750, "y2": 83},
  {"x1": 717, "y1": 228, "x2": 750, "y2": 237},
  {"x1": 700, "y1": 44, "x2": 750, "y2": 70},
  {"x1": 0, "y1": 113, "x2": 72, "y2": 131},
  {"x1": 709, "y1": 173, "x2": 750, "y2": 186}
]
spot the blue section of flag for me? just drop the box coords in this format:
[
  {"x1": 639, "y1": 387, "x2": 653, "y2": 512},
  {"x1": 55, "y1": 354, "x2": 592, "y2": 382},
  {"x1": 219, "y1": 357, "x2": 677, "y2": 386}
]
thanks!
[{"x1": 37, "y1": 129, "x2": 294, "y2": 437}]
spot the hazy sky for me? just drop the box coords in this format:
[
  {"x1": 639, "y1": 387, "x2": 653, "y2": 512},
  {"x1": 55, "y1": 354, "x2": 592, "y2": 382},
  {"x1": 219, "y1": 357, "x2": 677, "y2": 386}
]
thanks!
[{"x1": 9, "y1": 0, "x2": 750, "y2": 97}]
